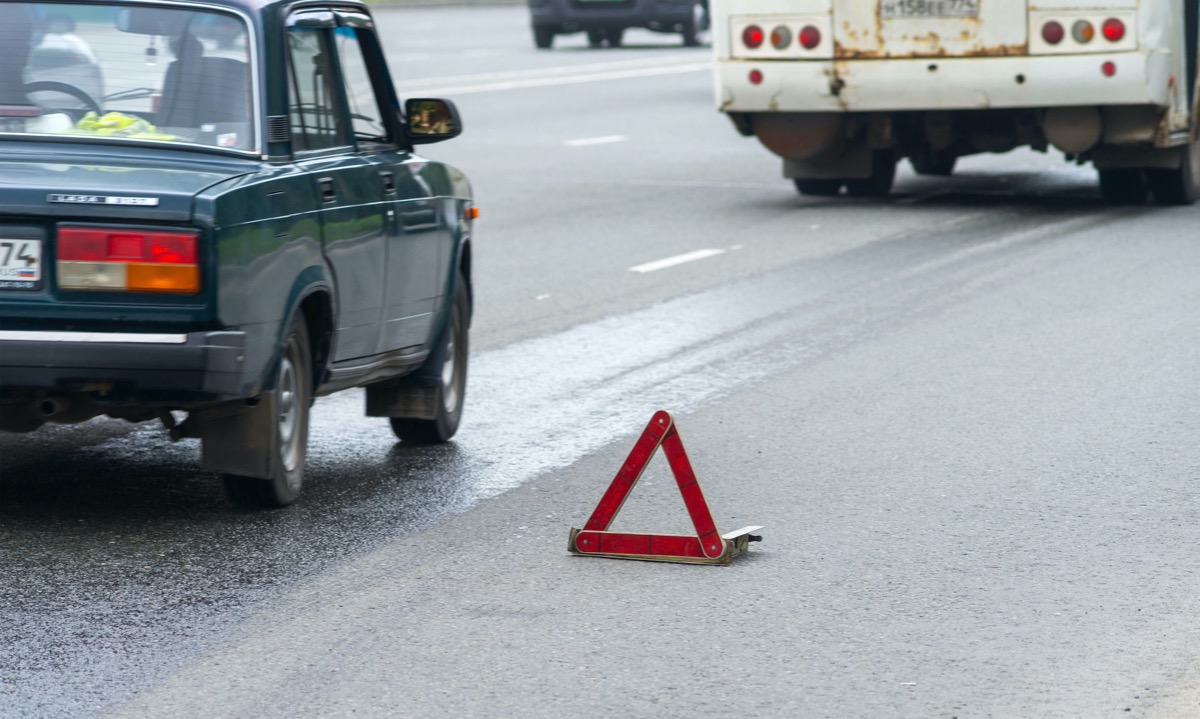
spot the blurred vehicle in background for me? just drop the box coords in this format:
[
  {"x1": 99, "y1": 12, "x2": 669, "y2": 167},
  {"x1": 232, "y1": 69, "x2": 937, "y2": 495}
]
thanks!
[{"x1": 528, "y1": 0, "x2": 708, "y2": 49}]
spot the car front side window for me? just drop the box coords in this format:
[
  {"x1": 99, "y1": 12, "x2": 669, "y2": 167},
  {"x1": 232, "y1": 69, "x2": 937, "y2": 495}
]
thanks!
[{"x1": 331, "y1": 25, "x2": 389, "y2": 147}]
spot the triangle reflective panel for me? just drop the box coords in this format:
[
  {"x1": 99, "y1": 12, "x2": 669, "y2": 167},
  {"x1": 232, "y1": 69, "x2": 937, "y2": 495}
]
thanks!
[{"x1": 568, "y1": 410, "x2": 762, "y2": 564}]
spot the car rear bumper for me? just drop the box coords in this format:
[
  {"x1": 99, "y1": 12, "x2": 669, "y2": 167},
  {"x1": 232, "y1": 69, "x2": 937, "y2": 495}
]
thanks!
[{"x1": 0, "y1": 329, "x2": 250, "y2": 401}]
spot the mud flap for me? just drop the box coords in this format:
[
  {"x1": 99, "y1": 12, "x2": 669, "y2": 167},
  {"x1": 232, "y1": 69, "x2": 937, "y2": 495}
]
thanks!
[
  {"x1": 199, "y1": 391, "x2": 278, "y2": 478},
  {"x1": 365, "y1": 378, "x2": 438, "y2": 420}
]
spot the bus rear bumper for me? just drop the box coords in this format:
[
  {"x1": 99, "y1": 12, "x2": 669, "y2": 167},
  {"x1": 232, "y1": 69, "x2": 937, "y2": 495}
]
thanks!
[{"x1": 716, "y1": 52, "x2": 1173, "y2": 113}]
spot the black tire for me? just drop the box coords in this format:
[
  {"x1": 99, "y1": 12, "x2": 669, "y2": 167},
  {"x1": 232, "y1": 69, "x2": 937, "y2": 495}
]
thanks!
[
  {"x1": 390, "y1": 273, "x2": 469, "y2": 444},
  {"x1": 1146, "y1": 140, "x2": 1200, "y2": 206},
  {"x1": 534, "y1": 26, "x2": 554, "y2": 49},
  {"x1": 223, "y1": 316, "x2": 311, "y2": 508},
  {"x1": 794, "y1": 179, "x2": 842, "y2": 196},
  {"x1": 605, "y1": 27, "x2": 624, "y2": 48},
  {"x1": 846, "y1": 150, "x2": 897, "y2": 197},
  {"x1": 1098, "y1": 168, "x2": 1148, "y2": 205},
  {"x1": 909, "y1": 152, "x2": 957, "y2": 176},
  {"x1": 682, "y1": 2, "x2": 706, "y2": 47},
  {"x1": 587, "y1": 29, "x2": 605, "y2": 48}
]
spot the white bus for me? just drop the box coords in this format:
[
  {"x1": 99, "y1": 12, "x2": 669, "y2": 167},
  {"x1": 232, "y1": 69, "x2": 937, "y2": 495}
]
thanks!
[{"x1": 712, "y1": 0, "x2": 1200, "y2": 205}]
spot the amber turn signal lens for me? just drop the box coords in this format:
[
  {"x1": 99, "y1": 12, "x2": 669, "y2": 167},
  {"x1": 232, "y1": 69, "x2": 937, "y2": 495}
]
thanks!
[
  {"x1": 1072, "y1": 19, "x2": 1095, "y2": 43},
  {"x1": 770, "y1": 25, "x2": 791, "y2": 50}
]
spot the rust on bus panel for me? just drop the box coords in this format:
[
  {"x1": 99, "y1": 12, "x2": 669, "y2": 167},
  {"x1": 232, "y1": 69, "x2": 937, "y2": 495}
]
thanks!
[
  {"x1": 833, "y1": 38, "x2": 1028, "y2": 58},
  {"x1": 833, "y1": 6, "x2": 1028, "y2": 59}
]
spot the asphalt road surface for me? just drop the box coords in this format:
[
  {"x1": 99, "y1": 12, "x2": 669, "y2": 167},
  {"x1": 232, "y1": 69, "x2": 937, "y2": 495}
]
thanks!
[{"x1": 4, "y1": 6, "x2": 1200, "y2": 718}]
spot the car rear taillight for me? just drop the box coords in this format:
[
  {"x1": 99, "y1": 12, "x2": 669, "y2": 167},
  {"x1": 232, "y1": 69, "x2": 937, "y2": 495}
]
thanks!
[
  {"x1": 1041, "y1": 21, "x2": 1064, "y2": 44},
  {"x1": 770, "y1": 25, "x2": 791, "y2": 50},
  {"x1": 57, "y1": 226, "x2": 200, "y2": 294},
  {"x1": 1072, "y1": 19, "x2": 1095, "y2": 43},
  {"x1": 742, "y1": 25, "x2": 764, "y2": 49},
  {"x1": 798, "y1": 25, "x2": 821, "y2": 50},
  {"x1": 1102, "y1": 18, "x2": 1125, "y2": 41}
]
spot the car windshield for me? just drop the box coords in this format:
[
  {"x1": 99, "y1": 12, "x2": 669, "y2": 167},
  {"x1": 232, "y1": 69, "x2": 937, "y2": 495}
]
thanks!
[{"x1": 0, "y1": 1, "x2": 254, "y2": 152}]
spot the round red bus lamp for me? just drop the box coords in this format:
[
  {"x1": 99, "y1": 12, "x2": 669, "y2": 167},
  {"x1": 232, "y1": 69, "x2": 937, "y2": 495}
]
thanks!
[
  {"x1": 1102, "y1": 61, "x2": 1117, "y2": 77},
  {"x1": 1041, "y1": 20, "x2": 1064, "y2": 45},
  {"x1": 799, "y1": 25, "x2": 821, "y2": 50},
  {"x1": 1102, "y1": 18, "x2": 1125, "y2": 42},
  {"x1": 749, "y1": 69, "x2": 764, "y2": 85},
  {"x1": 743, "y1": 25, "x2": 764, "y2": 49}
]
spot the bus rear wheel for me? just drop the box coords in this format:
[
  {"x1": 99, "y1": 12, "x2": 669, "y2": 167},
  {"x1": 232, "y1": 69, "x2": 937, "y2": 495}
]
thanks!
[{"x1": 1146, "y1": 141, "x2": 1200, "y2": 206}]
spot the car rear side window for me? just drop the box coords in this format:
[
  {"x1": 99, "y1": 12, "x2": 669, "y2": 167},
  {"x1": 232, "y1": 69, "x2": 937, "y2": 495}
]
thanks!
[{"x1": 286, "y1": 24, "x2": 347, "y2": 152}]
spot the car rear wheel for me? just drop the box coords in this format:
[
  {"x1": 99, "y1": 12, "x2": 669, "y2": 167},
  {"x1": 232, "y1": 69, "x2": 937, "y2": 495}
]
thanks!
[
  {"x1": 390, "y1": 273, "x2": 469, "y2": 444},
  {"x1": 682, "y1": 2, "x2": 707, "y2": 46},
  {"x1": 533, "y1": 26, "x2": 554, "y2": 49},
  {"x1": 222, "y1": 316, "x2": 311, "y2": 508},
  {"x1": 587, "y1": 29, "x2": 604, "y2": 48},
  {"x1": 604, "y1": 27, "x2": 624, "y2": 47}
]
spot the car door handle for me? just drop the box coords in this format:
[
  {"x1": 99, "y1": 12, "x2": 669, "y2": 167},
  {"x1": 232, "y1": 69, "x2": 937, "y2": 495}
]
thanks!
[
  {"x1": 379, "y1": 170, "x2": 396, "y2": 195},
  {"x1": 318, "y1": 177, "x2": 337, "y2": 204}
]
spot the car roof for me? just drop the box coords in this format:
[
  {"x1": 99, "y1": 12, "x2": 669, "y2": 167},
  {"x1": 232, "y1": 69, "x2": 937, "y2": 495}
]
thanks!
[{"x1": 134, "y1": 0, "x2": 370, "y2": 20}]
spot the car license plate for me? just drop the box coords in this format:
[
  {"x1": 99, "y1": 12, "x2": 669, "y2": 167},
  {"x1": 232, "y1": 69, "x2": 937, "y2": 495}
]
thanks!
[
  {"x1": 881, "y1": 0, "x2": 979, "y2": 18},
  {"x1": 0, "y1": 238, "x2": 43, "y2": 290}
]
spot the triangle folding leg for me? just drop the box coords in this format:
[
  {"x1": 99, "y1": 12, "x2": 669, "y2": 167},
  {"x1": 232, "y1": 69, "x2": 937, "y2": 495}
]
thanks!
[{"x1": 568, "y1": 410, "x2": 762, "y2": 565}]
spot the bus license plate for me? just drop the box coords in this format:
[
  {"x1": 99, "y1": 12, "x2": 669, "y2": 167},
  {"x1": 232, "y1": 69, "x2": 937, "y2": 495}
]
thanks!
[
  {"x1": 0, "y1": 238, "x2": 43, "y2": 290},
  {"x1": 881, "y1": 0, "x2": 979, "y2": 18}
]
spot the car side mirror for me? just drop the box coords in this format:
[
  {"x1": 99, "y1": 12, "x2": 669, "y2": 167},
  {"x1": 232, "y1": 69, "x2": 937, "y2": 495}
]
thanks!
[{"x1": 404, "y1": 98, "x2": 461, "y2": 144}]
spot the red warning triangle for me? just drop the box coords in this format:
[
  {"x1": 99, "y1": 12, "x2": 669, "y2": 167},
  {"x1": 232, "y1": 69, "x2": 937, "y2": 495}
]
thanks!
[{"x1": 568, "y1": 410, "x2": 761, "y2": 564}]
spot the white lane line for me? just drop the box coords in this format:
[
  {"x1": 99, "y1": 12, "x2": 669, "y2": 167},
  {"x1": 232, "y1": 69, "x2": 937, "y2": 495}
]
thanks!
[
  {"x1": 564, "y1": 135, "x2": 627, "y2": 147},
  {"x1": 629, "y1": 248, "x2": 726, "y2": 274},
  {"x1": 396, "y1": 56, "x2": 707, "y2": 90},
  {"x1": 402, "y1": 61, "x2": 711, "y2": 96}
]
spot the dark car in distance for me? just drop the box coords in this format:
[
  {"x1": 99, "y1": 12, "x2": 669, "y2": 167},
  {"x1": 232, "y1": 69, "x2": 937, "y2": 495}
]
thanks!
[
  {"x1": 0, "y1": 0, "x2": 475, "y2": 507},
  {"x1": 528, "y1": 0, "x2": 708, "y2": 49}
]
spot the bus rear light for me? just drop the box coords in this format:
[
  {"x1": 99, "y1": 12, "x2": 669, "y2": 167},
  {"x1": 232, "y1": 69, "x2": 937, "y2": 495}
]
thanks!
[
  {"x1": 770, "y1": 25, "x2": 791, "y2": 50},
  {"x1": 1102, "y1": 18, "x2": 1125, "y2": 42},
  {"x1": 1072, "y1": 19, "x2": 1095, "y2": 43},
  {"x1": 742, "y1": 25, "x2": 764, "y2": 49},
  {"x1": 749, "y1": 69, "x2": 763, "y2": 85},
  {"x1": 57, "y1": 226, "x2": 200, "y2": 294},
  {"x1": 1102, "y1": 61, "x2": 1116, "y2": 77},
  {"x1": 799, "y1": 25, "x2": 821, "y2": 50},
  {"x1": 1041, "y1": 21, "x2": 1064, "y2": 44}
]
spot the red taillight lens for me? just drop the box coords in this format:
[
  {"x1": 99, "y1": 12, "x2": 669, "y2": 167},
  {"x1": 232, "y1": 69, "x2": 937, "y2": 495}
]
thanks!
[
  {"x1": 57, "y1": 226, "x2": 200, "y2": 293},
  {"x1": 743, "y1": 25, "x2": 764, "y2": 49},
  {"x1": 770, "y1": 25, "x2": 791, "y2": 50},
  {"x1": 58, "y1": 227, "x2": 197, "y2": 264},
  {"x1": 1102, "y1": 18, "x2": 1125, "y2": 42},
  {"x1": 748, "y1": 69, "x2": 763, "y2": 85},
  {"x1": 1042, "y1": 20, "x2": 1064, "y2": 44},
  {"x1": 1072, "y1": 19, "x2": 1095, "y2": 43},
  {"x1": 799, "y1": 25, "x2": 821, "y2": 50}
]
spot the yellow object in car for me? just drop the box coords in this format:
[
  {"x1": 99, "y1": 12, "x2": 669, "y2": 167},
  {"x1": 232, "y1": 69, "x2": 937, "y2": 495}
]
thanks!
[{"x1": 74, "y1": 112, "x2": 174, "y2": 141}]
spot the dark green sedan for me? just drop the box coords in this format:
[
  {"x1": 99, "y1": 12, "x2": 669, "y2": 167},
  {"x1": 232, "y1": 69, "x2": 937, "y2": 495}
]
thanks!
[{"x1": 0, "y1": 0, "x2": 475, "y2": 507}]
